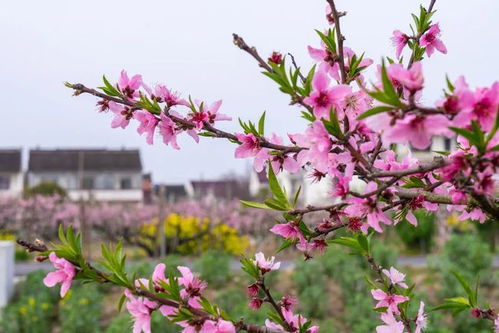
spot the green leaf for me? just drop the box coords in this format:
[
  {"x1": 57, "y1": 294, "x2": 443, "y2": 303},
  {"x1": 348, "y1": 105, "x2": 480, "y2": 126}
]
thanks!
[
  {"x1": 277, "y1": 239, "x2": 296, "y2": 253},
  {"x1": 240, "y1": 200, "x2": 270, "y2": 210},
  {"x1": 264, "y1": 198, "x2": 288, "y2": 211},
  {"x1": 321, "y1": 108, "x2": 343, "y2": 139},
  {"x1": 445, "y1": 75, "x2": 455, "y2": 92},
  {"x1": 118, "y1": 294, "x2": 127, "y2": 312},
  {"x1": 268, "y1": 164, "x2": 290, "y2": 209},
  {"x1": 451, "y1": 271, "x2": 476, "y2": 307},
  {"x1": 357, "y1": 233, "x2": 369, "y2": 254},
  {"x1": 444, "y1": 297, "x2": 470, "y2": 306},
  {"x1": 258, "y1": 111, "x2": 266, "y2": 136},
  {"x1": 328, "y1": 237, "x2": 362, "y2": 250},
  {"x1": 357, "y1": 106, "x2": 394, "y2": 120},
  {"x1": 450, "y1": 127, "x2": 484, "y2": 153},
  {"x1": 380, "y1": 60, "x2": 404, "y2": 108},
  {"x1": 293, "y1": 186, "x2": 302, "y2": 207}
]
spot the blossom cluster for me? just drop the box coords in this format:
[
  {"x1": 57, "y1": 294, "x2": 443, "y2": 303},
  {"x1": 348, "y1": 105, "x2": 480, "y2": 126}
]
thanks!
[
  {"x1": 42, "y1": 250, "x2": 319, "y2": 333},
  {"x1": 33, "y1": 0, "x2": 499, "y2": 332}
]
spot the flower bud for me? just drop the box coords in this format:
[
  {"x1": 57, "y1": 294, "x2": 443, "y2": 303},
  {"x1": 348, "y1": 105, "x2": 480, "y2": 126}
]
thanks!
[
  {"x1": 268, "y1": 52, "x2": 283, "y2": 65},
  {"x1": 247, "y1": 283, "x2": 259, "y2": 298},
  {"x1": 249, "y1": 298, "x2": 263, "y2": 310},
  {"x1": 470, "y1": 308, "x2": 481, "y2": 318}
]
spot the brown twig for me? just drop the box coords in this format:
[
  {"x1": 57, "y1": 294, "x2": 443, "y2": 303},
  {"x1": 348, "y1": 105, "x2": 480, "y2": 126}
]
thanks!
[
  {"x1": 232, "y1": 34, "x2": 273, "y2": 73},
  {"x1": 16, "y1": 239, "x2": 278, "y2": 333},
  {"x1": 326, "y1": 0, "x2": 347, "y2": 84}
]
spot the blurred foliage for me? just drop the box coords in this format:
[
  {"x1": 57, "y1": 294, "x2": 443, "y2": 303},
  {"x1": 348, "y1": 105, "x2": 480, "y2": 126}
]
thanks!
[
  {"x1": 194, "y1": 250, "x2": 231, "y2": 287},
  {"x1": 24, "y1": 182, "x2": 67, "y2": 198},
  {"x1": 429, "y1": 233, "x2": 493, "y2": 333},
  {"x1": 318, "y1": 241, "x2": 397, "y2": 333},
  {"x1": 59, "y1": 284, "x2": 103, "y2": 333},
  {"x1": 395, "y1": 210, "x2": 436, "y2": 252},
  {"x1": 0, "y1": 271, "x2": 59, "y2": 333}
]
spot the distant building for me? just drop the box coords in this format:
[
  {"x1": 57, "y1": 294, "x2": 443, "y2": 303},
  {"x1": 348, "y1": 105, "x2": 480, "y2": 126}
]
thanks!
[
  {"x1": 154, "y1": 184, "x2": 188, "y2": 203},
  {"x1": 0, "y1": 149, "x2": 23, "y2": 197},
  {"x1": 186, "y1": 179, "x2": 250, "y2": 201},
  {"x1": 27, "y1": 149, "x2": 143, "y2": 202}
]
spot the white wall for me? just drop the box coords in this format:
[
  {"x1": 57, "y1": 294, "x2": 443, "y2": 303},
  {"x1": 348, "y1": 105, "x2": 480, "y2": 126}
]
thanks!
[
  {"x1": 0, "y1": 172, "x2": 23, "y2": 198},
  {"x1": 68, "y1": 189, "x2": 143, "y2": 202},
  {"x1": 0, "y1": 241, "x2": 14, "y2": 308}
]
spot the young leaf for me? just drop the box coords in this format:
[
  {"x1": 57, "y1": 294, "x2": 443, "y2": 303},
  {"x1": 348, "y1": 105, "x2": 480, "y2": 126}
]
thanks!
[
  {"x1": 268, "y1": 164, "x2": 290, "y2": 209},
  {"x1": 357, "y1": 106, "x2": 394, "y2": 120}
]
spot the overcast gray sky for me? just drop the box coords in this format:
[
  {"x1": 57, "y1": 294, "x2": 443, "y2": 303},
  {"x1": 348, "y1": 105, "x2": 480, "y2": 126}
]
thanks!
[{"x1": 1, "y1": 0, "x2": 498, "y2": 183}]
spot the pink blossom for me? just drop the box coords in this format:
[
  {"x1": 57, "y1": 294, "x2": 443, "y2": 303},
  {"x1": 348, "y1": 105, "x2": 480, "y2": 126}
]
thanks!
[
  {"x1": 303, "y1": 65, "x2": 351, "y2": 119},
  {"x1": 387, "y1": 62, "x2": 424, "y2": 92},
  {"x1": 420, "y1": 23, "x2": 447, "y2": 56},
  {"x1": 158, "y1": 113, "x2": 180, "y2": 149},
  {"x1": 459, "y1": 207, "x2": 487, "y2": 223},
  {"x1": 267, "y1": 134, "x2": 300, "y2": 173},
  {"x1": 376, "y1": 311, "x2": 405, "y2": 333},
  {"x1": 392, "y1": 30, "x2": 409, "y2": 58},
  {"x1": 342, "y1": 90, "x2": 371, "y2": 123},
  {"x1": 494, "y1": 314, "x2": 499, "y2": 333},
  {"x1": 382, "y1": 267, "x2": 408, "y2": 289},
  {"x1": 177, "y1": 266, "x2": 207, "y2": 308},
  {"x1": 265, "y1": 308, "x2": 319, "y2": 333},
  {"x1": 152, "y1": 263, "x2": 168, "y2": 292},
  {"x1": 234, "y1": 133, "x2": 260, "y2": 158},
  {"x1": 280, "y1": 296, "x2": 297, "y2": 311},
  {"x1": 118, "y1": 70, "x2": 142, "y2": 99},
  {"x1": 134, "y1": 110, "x2": 158, "y2": 145},
  {"x1": 43, "y1": 252, "x2": 76, "y2": 298},
  {"x1": 109, "y1": 101, "x2": 132, "y2": 129},
  {"x1": 344, "y1": 182, "x2": 392, "y2": 233},
  {"x1": 124, "y1": 289, "x2": 155, "y2": 333},
  {"x1": 440, "y1": 151, "x2": 468, "y2": 181},
  {"x1": 199, "y1": 319, "x2": 236, "y2": 333},
  {"x1": 147, "y1": 84, "x2": 188, "y2": 107},
  {"x1": 296, "y1": 239, "x2": 327, "y2": 258},
  {"x1": 371, "y1": 289, "x2": 409, "y2": 314},
  {"x1": 270, "y1": 223, "x2": 303, "y2": 242},
  {"x1": 190, "y1": 100, "x2": 231, "y2": 129},
  {"x1": 333, "y1": 174, "x2": 350, "y2": 198},
  {"x1": 369, "y1": 113, "x2": 452, "y2": 150},
  {"x1": 290, "y1": 121, "x2": 332, "y2": 172},
  {"x1": 253, "y1": 252, "x2": 280, "y2": 273},
  {"x1": 454, "y1": 82, "x2": 499, "y2": 131},
  {"x1": 415, "y1": 302, "x2": 428, "y2": 333}
]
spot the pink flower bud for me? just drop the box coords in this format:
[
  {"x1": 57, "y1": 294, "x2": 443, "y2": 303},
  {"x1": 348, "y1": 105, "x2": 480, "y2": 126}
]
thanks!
[
  {"x1": 249, "y1": 298, "x2": 263, "y2": 310},
  {"x1": 247, "y1": 283, "x2": 259, "y2": 297}
]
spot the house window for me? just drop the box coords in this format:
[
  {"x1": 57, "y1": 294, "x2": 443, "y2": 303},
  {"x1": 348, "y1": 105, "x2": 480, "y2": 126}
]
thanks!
[
  {"x1": 0, "y1": 176, "x2": 10, "y2": 190},
  {"x1": 82, "y1": 177, "x2": 95, "y2": 190},
  {"x1": 102, "y1": 177, "x2": 114, "y2": 190},
  {"x1": 444, "y1": 138, "x2": 452, "y2": 151},
  {"x1": 120, "y1": 177, "x2": 132, "y2": 189}
]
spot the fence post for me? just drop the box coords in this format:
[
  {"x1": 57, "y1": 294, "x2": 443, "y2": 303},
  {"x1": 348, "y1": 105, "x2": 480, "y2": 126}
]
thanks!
[{"x1": 0, "y1": 241, "x2": 15, "y2": 308}]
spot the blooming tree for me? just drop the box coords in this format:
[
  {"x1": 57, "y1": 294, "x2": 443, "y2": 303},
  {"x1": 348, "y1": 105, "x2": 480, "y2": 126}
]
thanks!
[{"x1": 17, "y1": 0, "x2": 499, "y2": 332}]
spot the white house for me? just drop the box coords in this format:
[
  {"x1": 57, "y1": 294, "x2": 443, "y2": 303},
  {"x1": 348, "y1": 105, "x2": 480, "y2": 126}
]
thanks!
[
  {"x1": 0, "y1": 149, "x2": 23, "y2": 197},
  {"x1": 27, "y1": 149, "x2": 143, "y2": 202}
]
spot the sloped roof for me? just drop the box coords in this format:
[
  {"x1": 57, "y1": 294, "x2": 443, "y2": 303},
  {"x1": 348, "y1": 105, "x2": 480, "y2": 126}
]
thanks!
[
  {"x1": 28, "y1": 149, "x2": 142, "y2": 172},
  {"x1": 0, "y1": 149, "x2": 21, "y2": 172}
]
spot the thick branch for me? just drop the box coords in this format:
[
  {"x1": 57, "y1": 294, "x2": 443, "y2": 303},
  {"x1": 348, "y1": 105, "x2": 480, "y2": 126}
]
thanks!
[{"x1": 371, "y1": 156, "x2": 447, "y2": 178}]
